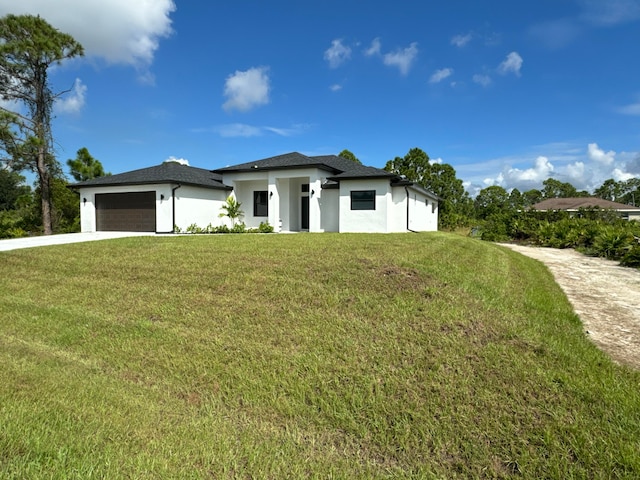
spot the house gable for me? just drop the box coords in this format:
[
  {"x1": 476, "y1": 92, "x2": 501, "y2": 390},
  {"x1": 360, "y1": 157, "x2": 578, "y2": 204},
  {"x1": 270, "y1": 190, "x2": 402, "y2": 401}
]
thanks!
[{"x1": 532, "y1": 197, "x2": 640, "y2": 221}]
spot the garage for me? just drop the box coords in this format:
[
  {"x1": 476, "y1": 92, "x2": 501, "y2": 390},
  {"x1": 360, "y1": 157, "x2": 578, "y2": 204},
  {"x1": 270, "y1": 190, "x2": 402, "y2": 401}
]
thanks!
[{"x1": 95, "y1": 191, "x2": 156, "y2": 232}]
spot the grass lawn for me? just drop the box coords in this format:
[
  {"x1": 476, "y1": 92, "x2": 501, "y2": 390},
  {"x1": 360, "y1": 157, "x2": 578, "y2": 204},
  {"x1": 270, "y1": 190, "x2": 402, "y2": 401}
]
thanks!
[{"x1": 1, "y1": 232, "x2": 639, "y2": 479}]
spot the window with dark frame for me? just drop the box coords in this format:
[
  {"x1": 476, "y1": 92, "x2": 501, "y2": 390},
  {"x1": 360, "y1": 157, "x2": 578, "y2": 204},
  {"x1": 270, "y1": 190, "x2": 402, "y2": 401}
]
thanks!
[
  {"x1": 254, "y1": 191, "x2": 268, "y2": 217},
  {"x1": 350, "y1": 190, "x2": 376, "y2": 210}
]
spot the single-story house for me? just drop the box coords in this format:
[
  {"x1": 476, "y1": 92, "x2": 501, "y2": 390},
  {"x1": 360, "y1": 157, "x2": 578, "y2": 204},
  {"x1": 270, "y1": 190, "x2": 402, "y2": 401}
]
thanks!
[
  {"x1": 71, "y1": 152, "x2": 439, "y2": 233},
  {"x1": 531, "y1": 197, "x2": 640, "y2": 221}
]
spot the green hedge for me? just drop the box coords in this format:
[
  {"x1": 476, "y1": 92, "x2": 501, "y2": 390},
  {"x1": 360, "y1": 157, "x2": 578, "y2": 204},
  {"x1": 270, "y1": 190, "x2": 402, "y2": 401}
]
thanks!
[{"x1": 476, "y1": 209, "x2": 640, "y2": 266}]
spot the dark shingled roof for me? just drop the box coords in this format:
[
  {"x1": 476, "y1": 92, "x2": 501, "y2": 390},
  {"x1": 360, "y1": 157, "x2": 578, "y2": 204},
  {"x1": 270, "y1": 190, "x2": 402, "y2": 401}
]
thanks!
[
  {"x1": 70, "y1": 162, "x2": 231, "y2": 190},
  {"x1": 532, "y1": 197, "x2": 640, "y2": 212},
  {"x1": 70, "y1": 152, "x2": 439, "y2": 199},
  {"x1": 214, "y1": 152, "x2": 396, "y2": 179}
]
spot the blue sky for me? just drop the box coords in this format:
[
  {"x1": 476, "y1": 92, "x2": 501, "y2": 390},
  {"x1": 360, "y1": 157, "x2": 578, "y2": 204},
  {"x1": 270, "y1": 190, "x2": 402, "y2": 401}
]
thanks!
[{"x1": 1, "y1": 0, "x2": 639, "y2": 195}]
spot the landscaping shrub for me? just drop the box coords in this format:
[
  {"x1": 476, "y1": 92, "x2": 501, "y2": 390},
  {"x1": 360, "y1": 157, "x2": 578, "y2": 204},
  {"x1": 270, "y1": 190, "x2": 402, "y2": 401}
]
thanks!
[
  {"x1": 174, "y1": 221, "x2": 274, "y2": 234},
  {"x1": 257, "y1": 221, "x2": 274, "y2": 233},
  {"x1": 593, "y1": 226, "x2": 635, "y2": 259},
  {"x1": 621, "y1": 244, "x2": 640, "y2": 267},
  {"x1": 476, "y1": 207, "x2": 640, "y2": 267},
  {"x1": 0, "y1": 210, "x2": 28, "y2": 239}
]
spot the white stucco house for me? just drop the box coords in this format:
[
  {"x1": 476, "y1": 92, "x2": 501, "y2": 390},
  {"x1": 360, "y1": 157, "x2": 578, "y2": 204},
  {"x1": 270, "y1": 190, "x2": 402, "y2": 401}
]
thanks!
[{"x1": 71, "y1": 152, "x2": 439, "y2": 233}]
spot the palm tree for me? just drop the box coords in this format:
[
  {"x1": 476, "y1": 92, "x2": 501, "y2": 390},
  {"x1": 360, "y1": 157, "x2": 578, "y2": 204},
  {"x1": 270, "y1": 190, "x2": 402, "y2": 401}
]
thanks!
[{"x1": 219, "y1": 196, "x2": 244, "y2": 226}]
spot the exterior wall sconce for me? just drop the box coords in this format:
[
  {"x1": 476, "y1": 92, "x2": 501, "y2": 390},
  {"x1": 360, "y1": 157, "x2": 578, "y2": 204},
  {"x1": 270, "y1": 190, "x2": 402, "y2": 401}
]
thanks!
[
  {"x1": 270, "y1": 191, "x2": 273, "y2": 198},
  {"x1": 82, "y1": 197, "x2": 87, "y2": 205},
  {"x1": 311, "y1": 189, "x2": 315, "y2": 196},
  {"x1": 160, "y1": 194, "x2": 165, "y2": 201}
]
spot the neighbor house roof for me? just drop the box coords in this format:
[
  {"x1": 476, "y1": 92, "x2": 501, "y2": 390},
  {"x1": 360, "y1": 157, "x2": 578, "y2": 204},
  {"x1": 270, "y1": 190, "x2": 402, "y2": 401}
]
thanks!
[
  {"x1": 532, "y1": 197, "x2": 640, "y2": 212},
  {"x1": 70, "y1": 161, "x2": 232, "y2": 190}
]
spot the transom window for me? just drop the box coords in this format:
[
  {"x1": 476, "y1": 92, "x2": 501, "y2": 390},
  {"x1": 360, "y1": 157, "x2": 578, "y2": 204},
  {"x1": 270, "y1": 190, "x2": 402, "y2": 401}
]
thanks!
[
  {"x1": 350, "y1": 190, "x2": 376, "y2": 210},
  {"x1": 254, "y1": 191, "x2": 268, "y2": 217}
]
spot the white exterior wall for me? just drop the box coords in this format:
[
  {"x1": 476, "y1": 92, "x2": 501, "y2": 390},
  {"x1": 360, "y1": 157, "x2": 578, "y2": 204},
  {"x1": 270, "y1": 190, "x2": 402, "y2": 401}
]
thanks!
[
  {"x1": 221, "y1": 168, "x2": 326, "y2": 232},
  {"x1": 78, "y1": 184, "x2": 228, "y2": 233},
  {"x1": 389, "y1": 186, "x2": 408, "y2": 232},
  {"x1": 230, "y1": 178, "x2": 269, "y2": 229},
  {"x1": 404, "y1": 187, "x2": 438, "y2": 232},
  {"x1": 320, "y1": 188, "x2": 339, "y2": 232},
  {"x1": 626, "y1": 211, "x2": 640, "y2": 222},
  {"x1": 173, "y1": 185, "x2": 228, "y2": 232},
  {"x1": 338, "y1": 179, "x2": 392, "y2": 233}
]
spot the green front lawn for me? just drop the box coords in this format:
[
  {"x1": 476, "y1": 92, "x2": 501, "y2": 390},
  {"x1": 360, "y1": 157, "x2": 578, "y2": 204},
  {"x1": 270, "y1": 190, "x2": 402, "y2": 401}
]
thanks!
[{"x1": 1, "y1": 233, "x2": 638, "y2": 478}]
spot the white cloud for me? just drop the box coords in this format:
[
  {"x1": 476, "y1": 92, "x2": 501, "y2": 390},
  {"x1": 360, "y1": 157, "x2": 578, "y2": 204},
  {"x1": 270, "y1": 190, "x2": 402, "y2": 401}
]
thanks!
[
  {"x1": 364, "y1": 38, "x2": 382, "y2": 56},
  {"x1": 465, "y1": 143, "x2": 640, "y2": 194},
  {"x1": 54, "y1": 78, "x2": 86, "y2": 115},
  {"x1": 262, "y1": 125, "x2": 305, "y2": 136},
  {"x1": 587, "y1": 143, "x2": 615, "y2": 165},
  {"x1": 507, "y1": 156, "x2": 555, "y2": 183},
  {"x1": 0, "y1": 0, "x2": 175, "y2": 74},
  {"x1": 324, "y1": 39, "x2": 351, "y2": 68},
  {"x1": 612, "y1": 168, "x2": 636, "y2": 181},
  {"x1": 164, "y1": 156, "x2": 189, "y2": 165},
  {"x1": 0, "y1": 96, "x2": 21, "y2": 114},
  {"x1": 473, "y1": 74, "x2": 492, "y2": 87},
  {"x1": 329, "y1": 84, "x2": 343, "y2": 92},
  {"x1": 565, "y1": 161, "x2": 586, "y2": 184},
  {"x1": 214, "y1": 123, "x2": 307, "y2": 138},
  {"x1": 498, "y1": 51, "x2": 523, "y2": 76},
  {"x1": 216, "y1": 123, "x2": 263, "y2": 137},
  {"x1": 383, "y1": 42, "x2": 418, "y2": 76},
  {"x1": 528, "y1": 19, "x2": 583, "y2": 49},
  {"x1": 429, "y1": 68, "x2": 453, "y2": 84},
  {"x1": 451, "y1": 33, "x2": 473, "y2": 47},
  {"x1": 222, "y1": 67, "x2": 270, "y2": 112},
  {"x1": 579, "y1": 0, "x2": 640, "y2": 26},
  {"x1": 617, "y1": 101, "x2": 640, "y2": 115},
  {"x1": 627, "y1": 154, "x2": 640, "y2": 174}
]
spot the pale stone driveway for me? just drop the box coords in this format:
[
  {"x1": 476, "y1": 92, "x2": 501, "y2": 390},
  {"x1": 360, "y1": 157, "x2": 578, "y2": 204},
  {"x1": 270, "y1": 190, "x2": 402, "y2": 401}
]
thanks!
[
  {"x1": 501, "y1": 243, "x2": 640, "y2": 369},
  {"x1": 0, "y1": 232, "x2": 155, "y2": 252}
]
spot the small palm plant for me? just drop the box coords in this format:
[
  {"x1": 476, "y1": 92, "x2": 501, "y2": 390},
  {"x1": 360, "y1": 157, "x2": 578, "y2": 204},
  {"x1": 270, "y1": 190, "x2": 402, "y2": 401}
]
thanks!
[{"x1": 219, "y1": 196, "x2": 244, "y2": 227}]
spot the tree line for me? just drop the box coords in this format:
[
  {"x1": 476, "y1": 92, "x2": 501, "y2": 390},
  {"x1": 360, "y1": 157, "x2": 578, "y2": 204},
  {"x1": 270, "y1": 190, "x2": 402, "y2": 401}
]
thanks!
[{"x1": 0, "y1": 14, "x2": 108, "y2": 238}]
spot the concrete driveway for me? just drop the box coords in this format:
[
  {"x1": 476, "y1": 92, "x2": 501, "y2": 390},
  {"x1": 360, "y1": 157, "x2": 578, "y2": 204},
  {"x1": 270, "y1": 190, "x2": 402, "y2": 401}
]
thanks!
[{"x1": 0, "y1": 232, "x2": 156, "y2": 252}]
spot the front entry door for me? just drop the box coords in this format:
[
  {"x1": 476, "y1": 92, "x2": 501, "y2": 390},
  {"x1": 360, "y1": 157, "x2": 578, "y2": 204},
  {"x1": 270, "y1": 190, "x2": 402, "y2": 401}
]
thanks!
[{"x1": 301, "y1": 196, "x2": 309, "y2": 230}]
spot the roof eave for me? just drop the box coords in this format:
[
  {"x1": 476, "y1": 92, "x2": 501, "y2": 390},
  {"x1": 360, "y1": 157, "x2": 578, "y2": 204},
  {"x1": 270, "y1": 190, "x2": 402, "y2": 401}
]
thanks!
[
  {"x1": 70, "y1": 180, "x2": 232, "y2": 191},
  {"x1": 215, "y1": 163, "x2": 341, "y2": 175}
]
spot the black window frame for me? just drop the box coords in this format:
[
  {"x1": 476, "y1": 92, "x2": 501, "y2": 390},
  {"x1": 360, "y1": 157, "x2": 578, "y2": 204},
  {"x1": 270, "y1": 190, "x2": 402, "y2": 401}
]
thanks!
[
  {"x1": 253, "y1": 191, "x2": 268, "y2": 217},
  {"x1": 350, "y1": 190, "x2": 376, "y2": 211}
]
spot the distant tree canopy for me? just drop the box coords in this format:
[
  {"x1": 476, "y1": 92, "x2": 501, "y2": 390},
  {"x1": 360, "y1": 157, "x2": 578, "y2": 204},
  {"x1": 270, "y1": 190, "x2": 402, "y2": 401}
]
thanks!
[
  {"x1": 541, "y1": 178, "x2": 589, "y2": 199},
  {"x1": 0, "y1": 167, "x2": 30, "y2": 211},
  {"x1": 384, "y1": 147, "x2": 472, "y2": 229},
  {"x1": 594, "y1": 178, "x2": 640, "y2": 206},
  {"x1": 474, "y1": 186, "x2": 509, "y2": 219},
  {"x1": 338, "y1": 149, "x2": 362, "y2": 164},
  {"x1": 67, "y1": 147, "x2": 110, "y2": 182}
]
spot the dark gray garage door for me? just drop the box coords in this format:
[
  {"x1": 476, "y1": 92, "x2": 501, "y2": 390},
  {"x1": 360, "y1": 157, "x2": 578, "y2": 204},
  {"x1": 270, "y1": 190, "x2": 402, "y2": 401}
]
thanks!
[{"x1": 95, "y1": 192, "x2": 156, "y2": 232}]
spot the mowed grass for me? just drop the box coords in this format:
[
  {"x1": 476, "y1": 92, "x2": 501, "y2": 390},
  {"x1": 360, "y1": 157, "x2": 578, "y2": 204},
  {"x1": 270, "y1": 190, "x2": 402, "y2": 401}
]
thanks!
[{"x1": 1, "y1": 232, "x2": 639, "y2": 479}]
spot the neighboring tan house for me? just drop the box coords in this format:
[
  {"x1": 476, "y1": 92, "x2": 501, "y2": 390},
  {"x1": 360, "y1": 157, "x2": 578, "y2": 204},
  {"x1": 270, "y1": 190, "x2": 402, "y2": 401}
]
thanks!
[
  {"x1": 71, "y1": 152, "x2": 439, "y2": 233},
  {"x1": 531, "y1": 197, "x2": 640, "y2": 221}
]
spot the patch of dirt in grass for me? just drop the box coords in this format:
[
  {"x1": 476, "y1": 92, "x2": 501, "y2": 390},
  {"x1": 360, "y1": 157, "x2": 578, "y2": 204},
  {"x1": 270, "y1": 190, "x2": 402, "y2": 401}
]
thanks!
[
  {"x1": 501, "y1": 244, "x2": 640, "y2": 369},
  {"x1": 376, "y1": 264, "x2": 445, "y2": 296}
]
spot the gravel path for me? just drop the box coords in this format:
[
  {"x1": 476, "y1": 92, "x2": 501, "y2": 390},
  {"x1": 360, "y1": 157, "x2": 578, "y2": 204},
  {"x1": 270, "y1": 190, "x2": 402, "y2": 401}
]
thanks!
[{"x1": 501, "y1": 244, "x2": 640, "y2": 369}]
